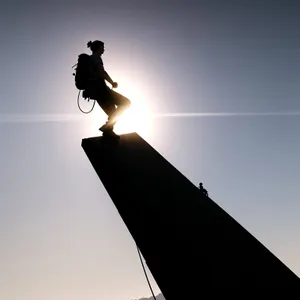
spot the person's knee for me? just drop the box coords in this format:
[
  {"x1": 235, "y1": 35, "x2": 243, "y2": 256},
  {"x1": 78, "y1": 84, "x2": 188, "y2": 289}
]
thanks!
[{"x1": 123, "y1": 97, "x2": 131, "y2": 108}]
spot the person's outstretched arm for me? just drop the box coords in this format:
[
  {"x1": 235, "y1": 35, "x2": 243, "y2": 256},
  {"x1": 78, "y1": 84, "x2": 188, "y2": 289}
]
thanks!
[
  {"x1": 104, "y1": 71, "x2": 117, "y2": 87},
  {"x1": 96, "y1": 63, "x2": 117, "y2": 87}
]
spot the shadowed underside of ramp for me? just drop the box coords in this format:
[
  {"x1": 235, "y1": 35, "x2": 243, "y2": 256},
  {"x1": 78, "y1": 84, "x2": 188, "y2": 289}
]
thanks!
[{"x1": 81, "y1": 133, "x2": 299, "y2": 295}]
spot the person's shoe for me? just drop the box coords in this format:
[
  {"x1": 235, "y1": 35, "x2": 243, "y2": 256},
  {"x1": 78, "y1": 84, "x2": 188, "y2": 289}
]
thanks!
[
  {"x1": 102, "y1": 130, "x2": 120, "y2": 139},
  {"x1": 99, "y1": 121, "x2": 114, "y2": 132}
]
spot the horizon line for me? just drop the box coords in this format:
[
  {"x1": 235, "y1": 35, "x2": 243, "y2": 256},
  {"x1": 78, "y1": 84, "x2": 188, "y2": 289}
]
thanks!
[{"x1": 1, "y1": 111, "x2": 300, "y2": 123}]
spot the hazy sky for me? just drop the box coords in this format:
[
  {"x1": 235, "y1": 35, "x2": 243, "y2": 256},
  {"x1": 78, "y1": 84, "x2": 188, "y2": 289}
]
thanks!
[{"x1": 1, "y1": 0, "x2": 300, "y2": 298}]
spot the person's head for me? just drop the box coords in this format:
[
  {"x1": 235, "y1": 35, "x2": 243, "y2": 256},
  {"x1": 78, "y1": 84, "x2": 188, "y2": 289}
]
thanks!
[
  {"x1": 87, "y1": 40, "x2": 105, "y2": 55},
  {"x1": 199, "y1": 182, "x2": 203, "y2": 187}
]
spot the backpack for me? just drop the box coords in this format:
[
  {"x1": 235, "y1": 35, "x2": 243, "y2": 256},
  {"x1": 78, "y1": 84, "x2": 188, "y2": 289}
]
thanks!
[{"x1": 73, "y1": 53, "x2": 92, "y2": 90}]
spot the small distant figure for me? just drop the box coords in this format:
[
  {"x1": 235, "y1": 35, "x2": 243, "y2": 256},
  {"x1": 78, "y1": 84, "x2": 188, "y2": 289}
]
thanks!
[
  {"x1": 199, "y1": 182, "x2": 208, "y2": 197},
  {"x1": 85, "y1": 40, "x2": 131, "y2": 137}
]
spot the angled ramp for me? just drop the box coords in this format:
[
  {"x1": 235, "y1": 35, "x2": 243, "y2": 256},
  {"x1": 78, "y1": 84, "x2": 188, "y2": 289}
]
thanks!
[{"x1": 82, "y1": 133, "x2": 299, "y2": 295}]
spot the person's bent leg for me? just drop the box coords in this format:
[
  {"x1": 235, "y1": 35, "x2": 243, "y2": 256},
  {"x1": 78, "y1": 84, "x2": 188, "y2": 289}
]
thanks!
[
  {"x1": 105, "y1": 89, "x2": 131, "y2": 125},
  {"x1": 91, "y1": 85, "x2": 116, "y2": 131},
  {"x1": 97, "y1": 101, "x2": 116, "y2": 118},
  {"x1": 97, "y1": 101, "x2": 118, "y2": 132}
]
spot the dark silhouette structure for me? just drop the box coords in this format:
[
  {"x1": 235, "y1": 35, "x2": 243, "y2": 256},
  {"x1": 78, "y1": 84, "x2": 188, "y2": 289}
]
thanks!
[
  {"x1": 199, "y1": 182, "x2": 208, "y2": 197},
  {"x1": 82, "y1": 133, "x2": 300, "y2": 296}
]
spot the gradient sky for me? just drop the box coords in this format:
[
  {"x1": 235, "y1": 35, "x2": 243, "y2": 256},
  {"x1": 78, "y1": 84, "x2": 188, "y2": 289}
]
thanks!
[{"x1": 1, "y1": 0, "x2": 300, "y2": 298}]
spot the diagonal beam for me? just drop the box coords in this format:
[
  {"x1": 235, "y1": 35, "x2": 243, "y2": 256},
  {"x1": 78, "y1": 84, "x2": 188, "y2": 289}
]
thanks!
[{"x1": 82, "y1": 133, "x2": 299, "y2": 296}]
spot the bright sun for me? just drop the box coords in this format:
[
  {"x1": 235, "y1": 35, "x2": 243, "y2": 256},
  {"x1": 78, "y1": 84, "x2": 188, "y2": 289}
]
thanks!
[{"x1": 86, "y1": 79, "x2": 152, "y2": 138}]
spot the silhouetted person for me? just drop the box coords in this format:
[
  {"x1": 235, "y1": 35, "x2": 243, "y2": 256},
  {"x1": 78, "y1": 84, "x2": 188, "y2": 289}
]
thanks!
[
  {"x1": 199, "y1": 182, "x2": 208, "y2": 197},
  {"x1": 85, "y1": 40, "x2": 131, "y2": 137}
]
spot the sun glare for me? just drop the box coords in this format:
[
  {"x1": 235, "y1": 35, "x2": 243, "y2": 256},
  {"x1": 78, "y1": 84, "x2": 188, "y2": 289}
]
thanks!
[
  {"x1": 86, "y1": 79, "x2": 152, "y2": 138},
  {"x1": 114, "y1": 79, "x2": 152, "y2": 138}
]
